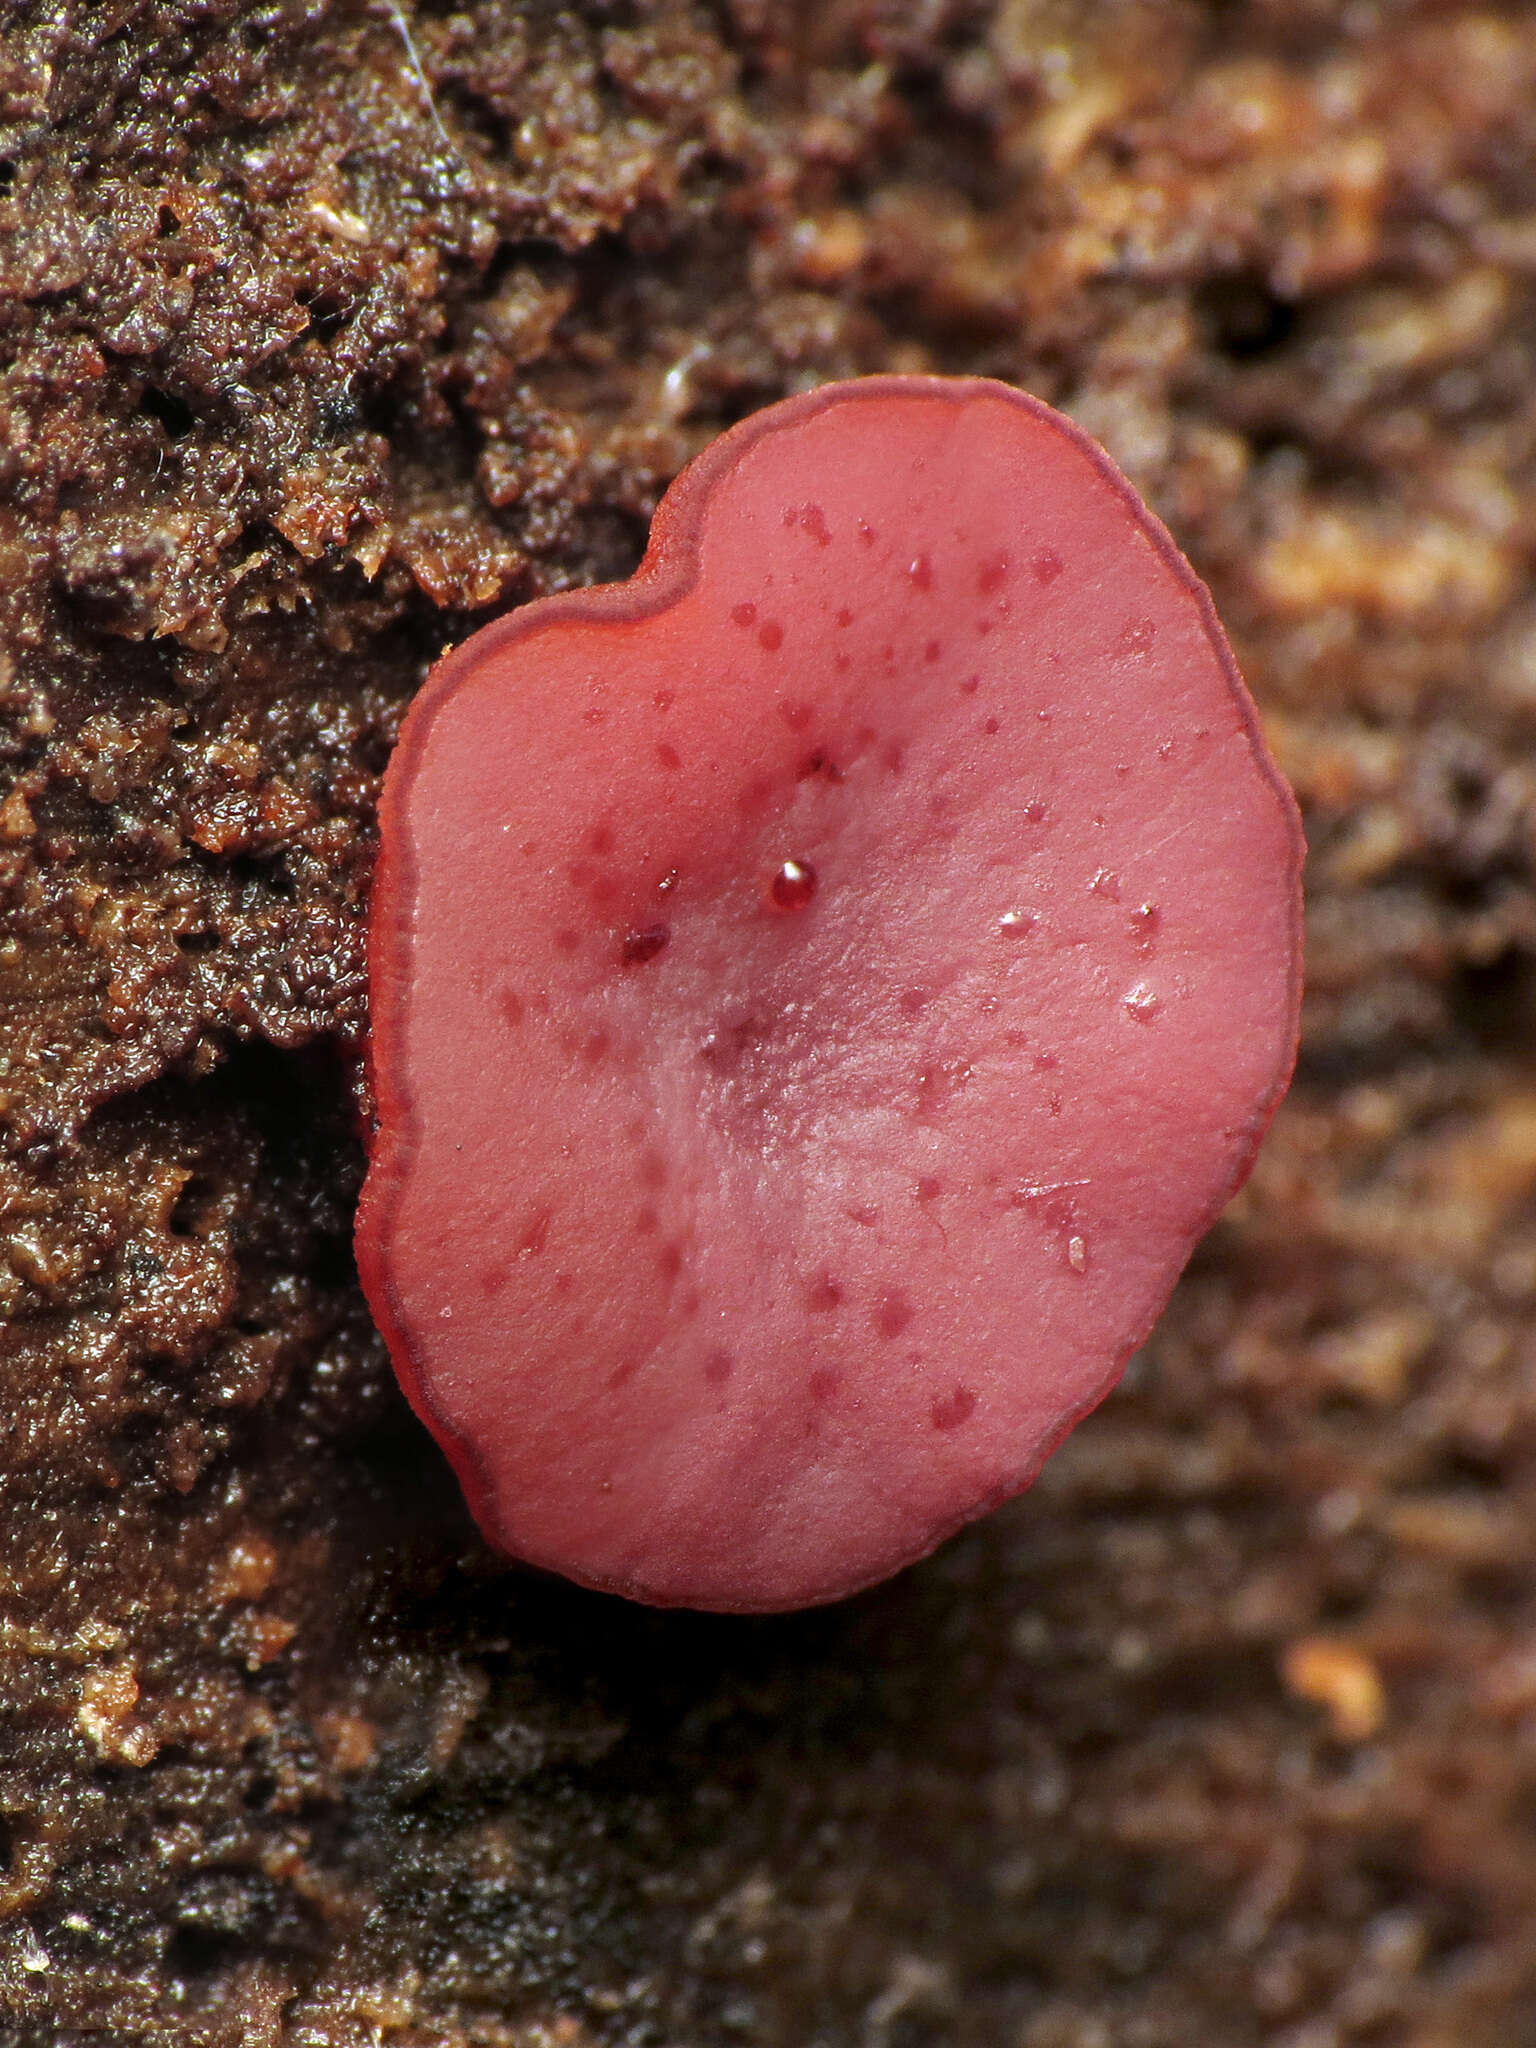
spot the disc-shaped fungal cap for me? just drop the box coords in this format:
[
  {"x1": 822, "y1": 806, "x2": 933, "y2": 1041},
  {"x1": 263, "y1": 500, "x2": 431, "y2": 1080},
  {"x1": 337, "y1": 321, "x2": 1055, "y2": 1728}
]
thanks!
[{"x1": 356, "y1": 376, "x2": 1303, "y2": 1612}]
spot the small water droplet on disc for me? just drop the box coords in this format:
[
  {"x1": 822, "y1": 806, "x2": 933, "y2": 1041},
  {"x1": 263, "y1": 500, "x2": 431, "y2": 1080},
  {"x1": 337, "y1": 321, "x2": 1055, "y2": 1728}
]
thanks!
[
  {"x1": 875, "y1": 1292, "x2": 914, "y2": 1339},
  {"x1": 518, "y1": 1209, "x2": 552, "y2": 1256},
  {"x1": 1123, "y1": 982, "x2": 1161, "y2": 1023},
  {"x1": 769, "y1": 859, "x2": 817, "y2": 911}
]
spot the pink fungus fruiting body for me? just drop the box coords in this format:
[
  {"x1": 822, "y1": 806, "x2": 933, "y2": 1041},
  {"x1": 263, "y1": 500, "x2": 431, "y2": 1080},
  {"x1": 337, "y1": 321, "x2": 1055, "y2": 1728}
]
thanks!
[{"x1": 355, "y1": 375, "x2": 1303, "y2": 1614}]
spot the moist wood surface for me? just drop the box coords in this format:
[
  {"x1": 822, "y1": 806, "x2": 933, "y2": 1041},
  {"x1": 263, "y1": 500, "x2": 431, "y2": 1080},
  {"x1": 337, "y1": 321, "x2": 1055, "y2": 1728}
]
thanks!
[{"x1": 3, "y1": 1, "x2": 1536, "y2": 2042}]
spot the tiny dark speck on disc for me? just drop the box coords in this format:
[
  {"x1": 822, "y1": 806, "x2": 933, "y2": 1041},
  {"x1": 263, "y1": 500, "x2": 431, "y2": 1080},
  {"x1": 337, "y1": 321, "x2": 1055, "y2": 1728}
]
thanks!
[
  {"x1": 931, "y1": 1385, "x2": 977, "y2": 1430},
  {"x1": 621, "y1": 924, "x2": 671, "y2": 966}
]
